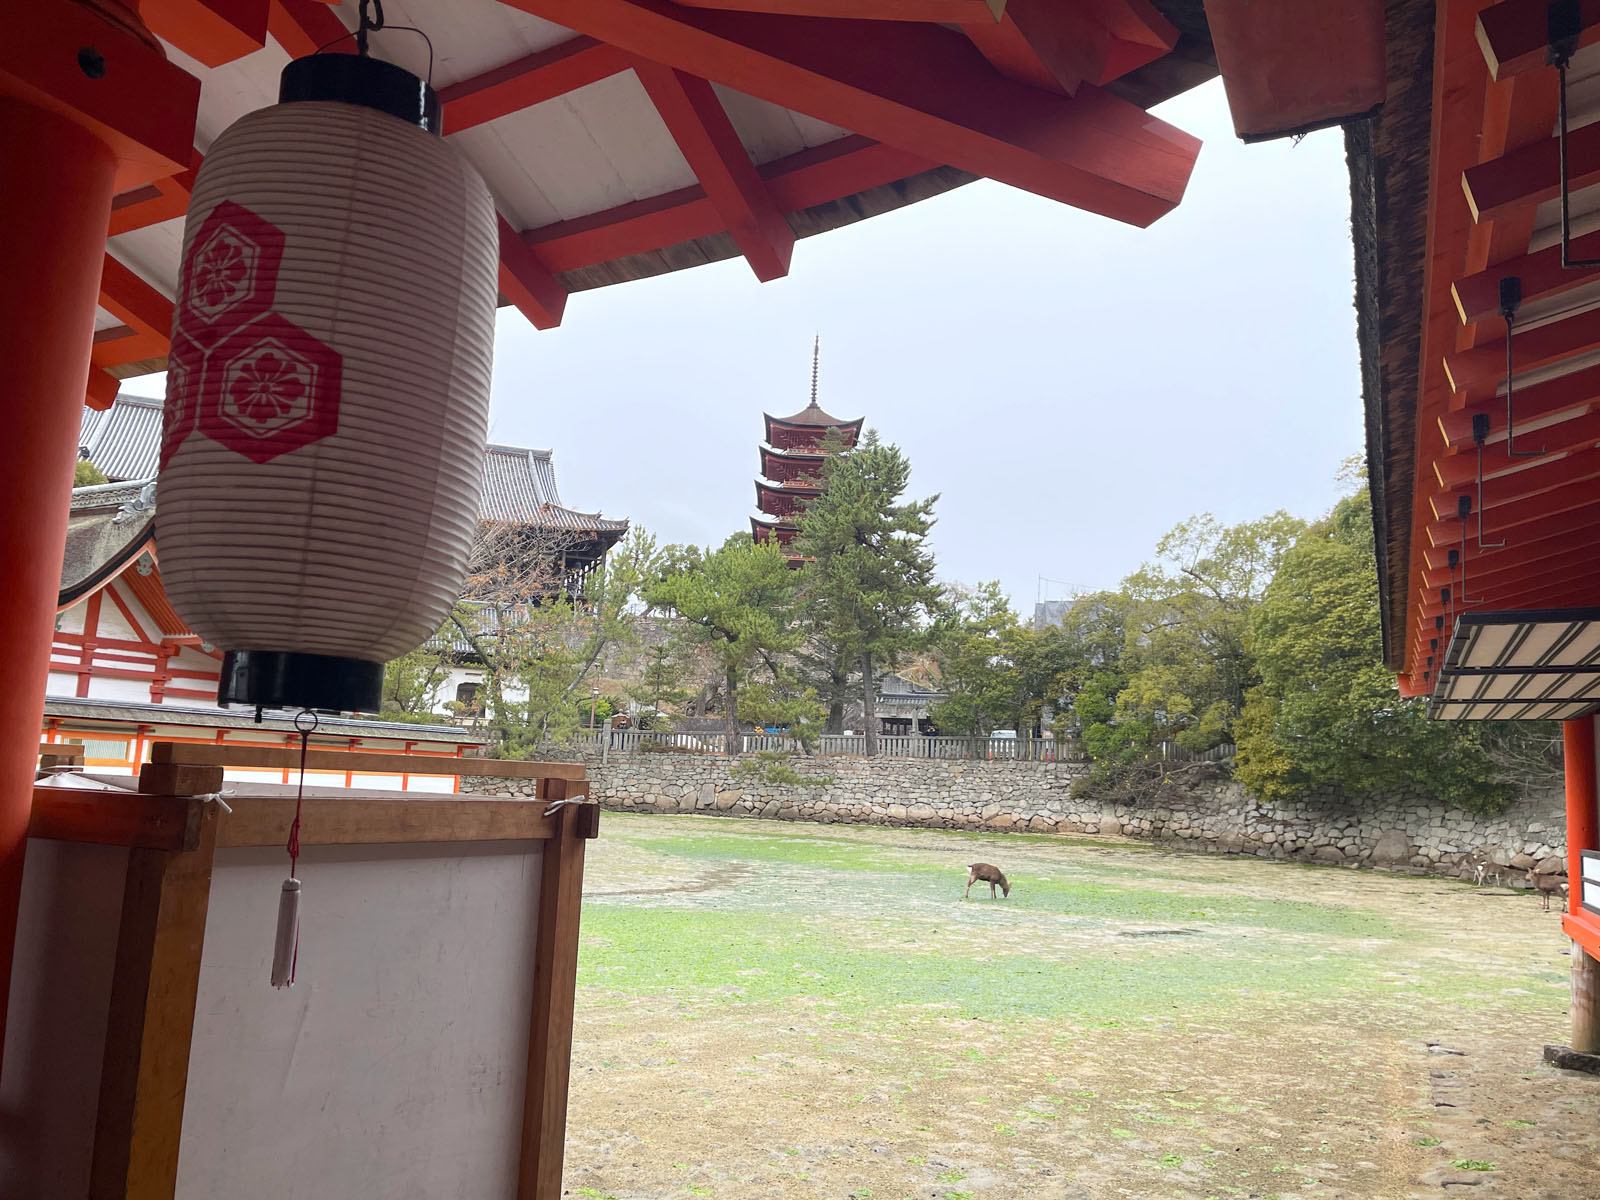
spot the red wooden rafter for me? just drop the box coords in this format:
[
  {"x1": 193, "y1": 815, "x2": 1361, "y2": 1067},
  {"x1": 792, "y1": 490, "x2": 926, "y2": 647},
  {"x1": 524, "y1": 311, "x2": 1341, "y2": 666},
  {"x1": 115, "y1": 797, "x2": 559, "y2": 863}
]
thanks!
[
  {"x1": 632, "y1": 58, "x2": 794, "y2": 281},
  {"x1": 94, "y1": 0, "x2": 1199, "y2": 368}
]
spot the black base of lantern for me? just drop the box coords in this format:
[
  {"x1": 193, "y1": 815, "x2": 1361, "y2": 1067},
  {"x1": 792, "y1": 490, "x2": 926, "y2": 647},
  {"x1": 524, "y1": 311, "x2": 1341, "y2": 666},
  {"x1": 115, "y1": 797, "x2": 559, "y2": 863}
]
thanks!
[
  {"x1": 281, "y1": 52, "x2": 441, "y2": 135},
  {"x1": 219, "y1": 650, "x2": 384, "y2": 715}
]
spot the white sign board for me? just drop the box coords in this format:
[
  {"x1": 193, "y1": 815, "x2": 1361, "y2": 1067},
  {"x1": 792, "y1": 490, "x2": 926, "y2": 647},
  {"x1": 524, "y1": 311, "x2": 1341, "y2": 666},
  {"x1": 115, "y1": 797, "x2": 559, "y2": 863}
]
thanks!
[
  {"x1": 1582, "y1": 850, "x2": 1600, "y2": 918},
  {"x1": 175, "y1": 842, "x2": 543, "y2": 1200}
]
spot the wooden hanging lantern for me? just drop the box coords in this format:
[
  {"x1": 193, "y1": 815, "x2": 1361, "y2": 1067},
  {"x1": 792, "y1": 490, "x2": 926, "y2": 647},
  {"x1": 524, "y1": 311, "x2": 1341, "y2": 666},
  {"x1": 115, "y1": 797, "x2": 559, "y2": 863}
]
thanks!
[{"x1": 159, "y1": 50, "x2": 497, "y2": 713}]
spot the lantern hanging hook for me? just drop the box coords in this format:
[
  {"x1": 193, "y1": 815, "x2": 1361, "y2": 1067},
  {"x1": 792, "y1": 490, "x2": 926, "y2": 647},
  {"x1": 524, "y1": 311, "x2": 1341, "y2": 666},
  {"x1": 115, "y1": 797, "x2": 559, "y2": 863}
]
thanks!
[
  {"x1": 1454, "y1": 501, "x2": 1486, "y2": 605},
  {"x1": 1547, "y1": 1, "x2": 1600, "y2": 268},
  {"x1": 356, "y1": 0, "x2": 385, "y2": 56},
  {"x1": 1499, "y1": 278, "x2": 1545, "y2": 458},
  {"x1": 314, "y1": 0, "x2": 436, "y2": 86},
  {"x1": 1469, "y1": 416, "x2": 1507, "y2": 549}
]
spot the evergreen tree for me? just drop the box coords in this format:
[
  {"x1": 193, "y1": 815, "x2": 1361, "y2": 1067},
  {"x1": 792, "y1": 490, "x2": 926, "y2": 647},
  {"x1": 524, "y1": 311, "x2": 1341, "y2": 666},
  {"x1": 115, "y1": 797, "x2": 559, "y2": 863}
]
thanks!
[
  {"x1": 796, "y1": 433, "x2": 939, "y2": 754},
  {"x1": 1234, "y1": 488, "x2": 1512, "y2": 812},
  {"x1": 646, "y1": 536, "x2": 804, "y2": 744}
]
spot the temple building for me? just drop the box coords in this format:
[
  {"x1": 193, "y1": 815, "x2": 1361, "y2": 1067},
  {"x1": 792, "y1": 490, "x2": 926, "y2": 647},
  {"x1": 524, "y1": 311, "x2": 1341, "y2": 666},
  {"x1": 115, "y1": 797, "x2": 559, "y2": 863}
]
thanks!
[{"x1": 751, "y1": 342, "x2": 863, "y2": 563}]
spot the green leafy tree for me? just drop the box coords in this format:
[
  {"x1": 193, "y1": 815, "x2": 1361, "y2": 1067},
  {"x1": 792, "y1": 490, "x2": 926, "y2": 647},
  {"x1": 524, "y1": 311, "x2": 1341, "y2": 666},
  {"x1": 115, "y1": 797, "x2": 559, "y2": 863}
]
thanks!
[
  {"x1": 1109, "y1": 511, "x2": 1307, "y2": 757},
  {"x1": 1234, "y1": 488, "x2": 1512, "y2": 813},
  {"x1": 74, "y1": 459, "x2": 108, "y2": 487},
  {"x1": 628, "y1": 637, "x2": 695, "y2": 716},
  {"x1": 647, "y1": 536, "x2": 804, "y2": 744},
  {"x1": 454, "y1": 525, "x2": 661, "y2": 753},
  {"x1": 927, "y1": 581, "x2": 1017, "y2": 736},
  {"x1": 796, "y1": 433, "x2": 940, "y2": 754},
  {"x1": 378, "y1": 634, "x2": 451, "y2": 721}
]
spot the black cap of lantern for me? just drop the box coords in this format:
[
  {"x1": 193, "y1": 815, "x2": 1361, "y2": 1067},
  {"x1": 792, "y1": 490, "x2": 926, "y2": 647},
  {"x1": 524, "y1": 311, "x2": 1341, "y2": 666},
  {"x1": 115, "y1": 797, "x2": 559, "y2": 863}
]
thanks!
[
  {"x1": 218, "y1": 650, "x2": 385, "y2": 714},
  {"x1": 279, "y1": 52, "x2": 441, "y2": 135}
]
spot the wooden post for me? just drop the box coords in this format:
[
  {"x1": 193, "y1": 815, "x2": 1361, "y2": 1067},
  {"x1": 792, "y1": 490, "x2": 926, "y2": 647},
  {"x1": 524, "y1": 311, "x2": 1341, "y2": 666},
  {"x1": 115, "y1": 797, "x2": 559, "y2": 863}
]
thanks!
[
  {"x1": 1566, "y1": 715, "x2": 1600, "y2": 1054},
  {"x1": 519, "y1": 783, "x2": 591, "y2": 1199},
  {"x1": 1574, "y1": 941, "x2": 1600, "y2": 1056},
  {"x1": 89, "y1": 793, "x2": 220, "y2": 1199}
]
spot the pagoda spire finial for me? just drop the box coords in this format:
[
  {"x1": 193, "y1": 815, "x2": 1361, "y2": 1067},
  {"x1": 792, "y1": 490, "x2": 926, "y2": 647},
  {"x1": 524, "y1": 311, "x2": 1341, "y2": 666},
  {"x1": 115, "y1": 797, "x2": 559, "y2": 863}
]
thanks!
[{"x1": 809, "y1": 334, "x2": 820, "y2": 408}]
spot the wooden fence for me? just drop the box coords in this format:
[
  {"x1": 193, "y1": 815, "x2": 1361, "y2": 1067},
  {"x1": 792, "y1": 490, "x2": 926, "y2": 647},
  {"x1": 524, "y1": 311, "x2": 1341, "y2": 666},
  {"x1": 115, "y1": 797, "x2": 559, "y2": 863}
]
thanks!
[
  {"x1": 583, "y1": 730, "x2": 1236, "y2": 765},
  {"x1": 588, "y1": 730, "x2": 1089, "y2": 762}
]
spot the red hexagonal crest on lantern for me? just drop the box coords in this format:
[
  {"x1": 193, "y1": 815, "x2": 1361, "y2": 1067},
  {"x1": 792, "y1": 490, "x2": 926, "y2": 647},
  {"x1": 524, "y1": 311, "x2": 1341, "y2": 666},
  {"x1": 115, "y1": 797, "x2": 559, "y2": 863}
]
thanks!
[
  {"x1": 160, "y1": 330, "x2": 206, "y2": 471},
  {"x1": 198, "y1": 312, "x2": 342, "y2": 463},
  {"x1": 175, "y1": 201, "x2": 285, "y2": 349}
]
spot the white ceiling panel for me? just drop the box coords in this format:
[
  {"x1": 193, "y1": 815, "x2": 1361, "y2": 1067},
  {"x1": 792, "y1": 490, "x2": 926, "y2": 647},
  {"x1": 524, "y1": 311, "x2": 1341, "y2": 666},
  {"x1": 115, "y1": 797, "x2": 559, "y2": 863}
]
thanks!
[
  {"x1": 159, "y1": 38, "x2": 290, "y2": 152},
  {"x1": 711, "y1": 84, "x2": 849, "y2": 166},
  {"x1": 449, "y1": 124, "x2": 565, "y2": 230},
  {"x1": 107, "y1": 221, "x2": 184, "y2": 300},
  {"x1": 473, "y1": 72, "x2": 695, "y2": 225}
]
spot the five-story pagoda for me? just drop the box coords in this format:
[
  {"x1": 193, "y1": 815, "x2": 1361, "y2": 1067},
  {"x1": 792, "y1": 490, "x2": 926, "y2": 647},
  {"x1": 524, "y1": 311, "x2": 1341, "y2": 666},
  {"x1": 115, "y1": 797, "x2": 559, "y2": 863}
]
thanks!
[{"x1": 752, "y1": 340, "x2": 863, "y2": 564}]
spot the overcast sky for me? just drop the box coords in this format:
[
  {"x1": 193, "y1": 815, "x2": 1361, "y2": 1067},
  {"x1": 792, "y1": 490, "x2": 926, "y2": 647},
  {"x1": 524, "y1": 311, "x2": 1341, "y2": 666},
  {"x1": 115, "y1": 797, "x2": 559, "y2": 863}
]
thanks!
[{"x1": 128, "y1": 78, "x2": 1362, "y2": 616}]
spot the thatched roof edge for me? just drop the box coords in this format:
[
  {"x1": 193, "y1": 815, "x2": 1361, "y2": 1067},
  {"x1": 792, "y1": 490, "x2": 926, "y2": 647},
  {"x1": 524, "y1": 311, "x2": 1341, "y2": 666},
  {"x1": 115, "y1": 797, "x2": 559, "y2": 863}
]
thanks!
[{"x1": 1349, "y1": 0, "x2": 1436, "y2": 672}]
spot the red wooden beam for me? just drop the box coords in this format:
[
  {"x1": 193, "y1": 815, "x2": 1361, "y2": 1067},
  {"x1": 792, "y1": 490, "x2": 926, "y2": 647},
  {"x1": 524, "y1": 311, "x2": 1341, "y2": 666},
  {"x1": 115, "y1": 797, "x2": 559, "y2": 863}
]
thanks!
[
  {"x1": 107, "y1": 148, "x2": 201, "y2": 237},
  {"x1": 524, "y1": 134, "x2": 931, "y2": 271},
  {"x1": 1453, "y1": 231, "x2": 1600, "y2": 326},
  {"x1": 440, "y1": 37, "x2": 630, "y2": 134},
  {"x1": 1462, "y1": 120, "x2": 1600, "y2": 225},
  {"x1": 1433, "y1": 408, "x2": 1600, "y2": 487},
  {"x1": 1419, "y1": 565, "x2": 1600, "y2": 619},
  {"x1": 1477, "y1": 0, "x2": 1600, "y2": 80},
  {"x1": 960, "y1": 0, "x2": 1175, "y2": 96},
  {"x1": 1422, "y1": 527, "x2": 1600, "y2": 588},
  {"x1": 961, "y1": 1, "x2": 1114, "y2": 96},
  {"x1": 140, "y1": 0, "x2": 269, "y2": 67},
  {"x1": 1425, "y1": 451, "x2": 1600, "y2": 542},
  {"x1": 1423, "y1": 505, "x2": 1600, "y2": 570},
  {"x1": 633, "y1": 59, "x2": 794, "y2": 280},
  {"x1": 1443, "y1": 305, "x2": 1600, "y2": 397},
  {"x1": 86, "y1": 370, "x2": 120, "y2": 412},
  {"x1": 497, "y1": 216, "x2": 568, "y2": 329},
  {"x1": 502, "y1": 0, "x2": 1200, "y2": 227},
  {"x1": 1439, "y1": 359, "x2": 1600, "y2": 447},
  {"x1": 1426, "y1": 473, "x2": 1600, "y2": 551},
  {"x1": 94, "y1": 256, "x2": 173, "y2": 369},
  {"x1": 267, "y1": 0, "x2": 349, "y2": 58}
]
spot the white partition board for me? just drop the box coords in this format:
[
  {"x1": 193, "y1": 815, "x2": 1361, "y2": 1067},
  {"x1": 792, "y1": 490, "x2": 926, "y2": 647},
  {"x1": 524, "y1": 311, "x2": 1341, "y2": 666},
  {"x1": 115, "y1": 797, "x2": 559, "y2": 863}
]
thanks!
[
  {"x1": 0, "y1": 838, "x2": 130, "y2": 1199},
  {"x1": 175, "y1": 841, "x2": 542, "y2": 1200}
]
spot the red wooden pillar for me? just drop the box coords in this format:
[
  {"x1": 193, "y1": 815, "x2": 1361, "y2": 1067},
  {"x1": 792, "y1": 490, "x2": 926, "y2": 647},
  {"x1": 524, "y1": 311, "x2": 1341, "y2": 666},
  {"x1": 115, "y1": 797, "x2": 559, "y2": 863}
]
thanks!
[
  {"x1": 1565, "y1": 714, "x2": 1600, "y2": 1054},
  {"x1": 0, "y1": 2, "x2": 198, "y2": 1068},
  {"x1": 0, "y1": 97, "x2": 119, "y2": 1066}
]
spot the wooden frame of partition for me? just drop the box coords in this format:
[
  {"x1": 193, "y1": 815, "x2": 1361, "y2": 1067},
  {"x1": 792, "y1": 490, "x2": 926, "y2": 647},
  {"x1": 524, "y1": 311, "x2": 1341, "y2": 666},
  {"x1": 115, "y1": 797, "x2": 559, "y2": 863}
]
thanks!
[{"x1": 24, "y1": 741, "x2": 596, "y2": 1200}]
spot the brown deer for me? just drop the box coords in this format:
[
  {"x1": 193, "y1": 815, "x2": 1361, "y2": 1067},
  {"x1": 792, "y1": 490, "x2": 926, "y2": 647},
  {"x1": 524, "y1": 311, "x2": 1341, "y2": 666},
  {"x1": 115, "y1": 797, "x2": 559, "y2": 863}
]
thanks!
[
  {"x1": 1464, "y1": 851, "x2": 1501, "y2": 888},
  {"x1": 966, "y1": 862, "x2": 1010, "y2": 900},
  {"x1": 1527, "y1": 868, "x2": 1569, "y2": 912}
]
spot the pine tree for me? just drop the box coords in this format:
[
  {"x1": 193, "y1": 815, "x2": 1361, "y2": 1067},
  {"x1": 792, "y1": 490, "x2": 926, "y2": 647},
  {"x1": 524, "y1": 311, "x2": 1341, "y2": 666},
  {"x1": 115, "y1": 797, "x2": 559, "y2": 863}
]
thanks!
[
  {"x1": 646, "y1": 536, "x2": 803, "y2": 745},
  {"x1": 796, "y1": 433, "x2": 939, "y2": 754}
]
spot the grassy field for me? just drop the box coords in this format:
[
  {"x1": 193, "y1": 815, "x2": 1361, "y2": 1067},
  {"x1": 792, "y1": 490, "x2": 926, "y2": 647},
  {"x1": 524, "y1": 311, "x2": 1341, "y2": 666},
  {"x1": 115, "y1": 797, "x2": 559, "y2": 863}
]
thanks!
[{"x1": 564, "y1": 813, "x2": 1599, "y2": 1200}]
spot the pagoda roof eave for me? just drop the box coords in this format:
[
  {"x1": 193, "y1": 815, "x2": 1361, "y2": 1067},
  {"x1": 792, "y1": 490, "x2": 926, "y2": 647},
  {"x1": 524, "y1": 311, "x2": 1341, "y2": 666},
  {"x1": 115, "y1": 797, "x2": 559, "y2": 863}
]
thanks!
[
  {"x1": 762, "y1": 409, "x2": 865, "y2": 444},
  {"x1": 760, "y1": 443, "x2": 827, "y2": 460}
]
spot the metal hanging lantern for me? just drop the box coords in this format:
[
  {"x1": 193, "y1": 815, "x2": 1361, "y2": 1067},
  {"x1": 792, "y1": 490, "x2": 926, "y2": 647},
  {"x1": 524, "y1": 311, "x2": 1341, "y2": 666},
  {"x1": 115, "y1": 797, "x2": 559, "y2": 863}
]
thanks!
[{"x1": 159, "y1": 28, "x2": 497, "y2": 713}]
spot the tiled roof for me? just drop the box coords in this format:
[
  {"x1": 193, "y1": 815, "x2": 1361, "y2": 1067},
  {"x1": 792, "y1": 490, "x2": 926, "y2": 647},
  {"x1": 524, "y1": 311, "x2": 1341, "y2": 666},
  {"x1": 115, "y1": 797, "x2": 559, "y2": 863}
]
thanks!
[
  {"x1": 480, "y1": 443, "x2": 629, "y2": 534},
  {"x1": 75, "y1": 397, "x2": 628, "y2": 535},
  {"x1": 79, "y1": 394, "x2": 163, "y2": 481}
]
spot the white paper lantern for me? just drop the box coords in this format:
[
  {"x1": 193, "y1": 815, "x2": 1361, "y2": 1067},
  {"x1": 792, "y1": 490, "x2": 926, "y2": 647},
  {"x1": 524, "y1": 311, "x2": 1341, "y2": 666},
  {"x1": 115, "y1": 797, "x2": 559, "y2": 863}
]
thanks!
[{"x1": 159, "y1": 54, "x2": 497, "y2": 712}]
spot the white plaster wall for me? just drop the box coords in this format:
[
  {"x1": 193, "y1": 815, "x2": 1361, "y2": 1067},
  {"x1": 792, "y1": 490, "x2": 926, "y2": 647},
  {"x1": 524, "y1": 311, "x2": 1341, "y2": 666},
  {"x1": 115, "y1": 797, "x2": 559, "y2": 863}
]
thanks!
[{"x1": 175, "y1": 842, "x2": 542, "y2": 1199}]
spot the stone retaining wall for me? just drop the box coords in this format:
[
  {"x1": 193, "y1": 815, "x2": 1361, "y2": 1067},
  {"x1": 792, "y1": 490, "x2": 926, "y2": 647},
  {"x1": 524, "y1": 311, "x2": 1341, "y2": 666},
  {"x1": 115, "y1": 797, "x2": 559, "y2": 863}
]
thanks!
[{"x1": 465, "y1": 751, "x2": 1567, "y2": 880}]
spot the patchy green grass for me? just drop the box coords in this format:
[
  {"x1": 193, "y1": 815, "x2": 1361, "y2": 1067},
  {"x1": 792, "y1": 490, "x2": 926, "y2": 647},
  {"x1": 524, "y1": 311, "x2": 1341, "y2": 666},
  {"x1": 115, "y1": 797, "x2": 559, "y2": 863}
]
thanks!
[{"x1": 564, "y1": 814, "x2": 1591, "y2": 1200}]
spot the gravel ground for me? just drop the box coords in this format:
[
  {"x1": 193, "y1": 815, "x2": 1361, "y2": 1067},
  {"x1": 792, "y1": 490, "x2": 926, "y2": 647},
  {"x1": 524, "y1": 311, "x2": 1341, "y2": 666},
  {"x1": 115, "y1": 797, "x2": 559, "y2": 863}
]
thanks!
[{"x1": 563, "y1": 814, "x2": 1600, "y2": 1200}]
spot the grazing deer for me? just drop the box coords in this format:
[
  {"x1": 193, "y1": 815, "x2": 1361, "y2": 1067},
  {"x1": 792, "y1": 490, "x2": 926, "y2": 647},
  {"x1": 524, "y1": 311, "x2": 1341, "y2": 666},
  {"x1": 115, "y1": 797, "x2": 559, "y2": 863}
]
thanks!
[
  {"x1": 1527, "y1": 868, "x2": 1569, "y2": 912},
  {"x1": 1464, "y1": 852, "x2": 1500, "y2": 888},
  {"x1": 966, "y1": 862, "x2": 1010, "y2": 900}
]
